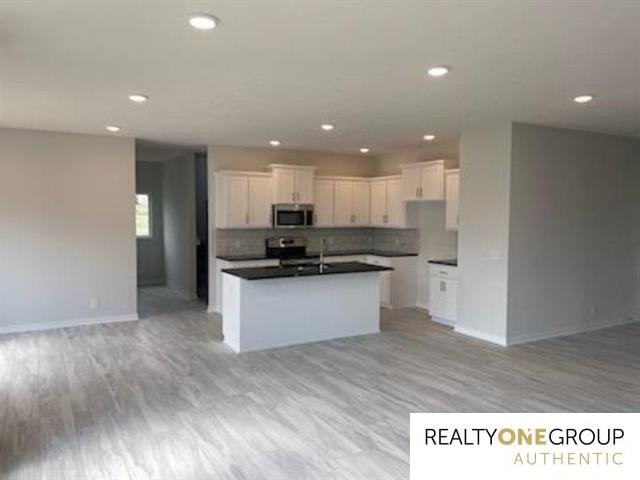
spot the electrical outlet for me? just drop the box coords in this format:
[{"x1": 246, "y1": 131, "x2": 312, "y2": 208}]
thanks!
[{"x1": 90, "y1": 297, "x2": 99, "y2": 310}]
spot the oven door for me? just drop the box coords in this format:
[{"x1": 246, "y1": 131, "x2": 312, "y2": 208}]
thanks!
[{"x1": 273, "y1": 208, "x2": 306, "y2": 228}]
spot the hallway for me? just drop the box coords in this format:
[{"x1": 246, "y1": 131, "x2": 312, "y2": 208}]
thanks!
[{"x1": 137, "y1": 287, "x2": 207, "y2": 319}]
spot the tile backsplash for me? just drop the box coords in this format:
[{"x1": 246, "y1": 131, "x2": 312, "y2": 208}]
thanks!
[
  {"x1": 216, "y1": 228, "x2": 418, "y2": 256},
  {"x1": 372, "y1": 228, "x2": 419, "y2": 253}
]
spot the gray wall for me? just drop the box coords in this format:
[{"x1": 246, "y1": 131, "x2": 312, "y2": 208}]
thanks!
[
  {"x1": 456, "y1": 123, "x2": 512, "y2": 344},
  {"x1": 374, "y1": 142, "x2": 459, "y2": 176},
  {"x1": 507, "y1": 123, "x2": 640, "y2": 343},
  {"x1": 136, "y1": 161, "x2": 165, "y2": 286},
  {"x1": 163, "y1": 153, "x2": 197, "y2": 298},
  {"x1": 0, "y1": 128, "x2": 137, "y2": 331},
  {"x1": 209, "y1": 145, "x2": 376, "y2": 176}
]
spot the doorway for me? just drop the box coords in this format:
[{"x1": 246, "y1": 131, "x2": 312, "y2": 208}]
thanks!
[
  {"x1": 134, "y1": 141, "x2": 208, "y2": 316},
  {"x1": 195, "y1": 152, "x2": 208, "y2": 302}
]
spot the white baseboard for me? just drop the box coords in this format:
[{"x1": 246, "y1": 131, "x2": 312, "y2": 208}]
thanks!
[
  {"x1": 415, "y1": 302, "x2": 429, "y2": 311},
  {"x1": 454, "y1": 325, "x2": 508, "y2": 346},
  {"x1": 507, "y1": 316, "x2": 640, "y2": 346},
  {"x1": 431, "y1": 316, "x2": 456, "y2": 327},
  {"x1": 207, "y1": 304, "x2": 220, "y2": 314},
  {"x1": 0, "y1": 313, "x2": 139, "y2": 336}
]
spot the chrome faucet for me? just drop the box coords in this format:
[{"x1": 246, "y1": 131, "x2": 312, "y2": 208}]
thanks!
[{"x1": 319, "y1": 238, "x2": 327, "y2": 273}]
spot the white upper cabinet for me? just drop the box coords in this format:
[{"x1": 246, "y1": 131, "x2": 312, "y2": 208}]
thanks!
[
  {"x1": 272, "y1": 168, "x2": 295, "y2": 204},
  {"x1": 369, "y1": 176, "x2": 405, "y2": 227},
  {"x1": 401, "y1": 160, "x2": 457, "y2": 201},
  {"x1": 402, "y1": 165, "x2": 423, "y2": 201},
  {"x1": 334, "y1": 180, "x2": 354, "y2": 225},
  {"x1": 445, "y1": 169, "x2": 460, "y2": 231},
  {"x1": 386, "y1": 177, "x2": 405, "y2": 227},
  {"x1": 215, "y1": 172, "x2": 272, "y2": 228},
  {"x1": 420, "y1": 163, "x2": 444, "y2": 201},
  {"x1": 218, "y1": 174, "x2": 249, "y2": 228},
  {"x1": 352, "y1": 181, "x2": 370, "y2": 226},
  {"x1": 333, "y1": 179, "x2": 370, "y2": 226},
  {"x1": 248, "y1": 176, "x2": 272, "y2": 227},
  {"x1": 313, "y1": 179, "x2": 335, "y2": 226},
  {"x1": 294, "y1": 169, "x2": 314, "y2": 203},
  {"x1": 370, "y1": 180, "x2": 387, "y2": 226},
  {"x1": 270, "y1": 164, "x2": 316, "y2": 204}
]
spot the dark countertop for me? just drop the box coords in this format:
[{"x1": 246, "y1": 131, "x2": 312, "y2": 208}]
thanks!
[
  {"x1": 428, "y1": 259, "x2": 458, "y2": 267},
  {"x1": 222, "y1": 261, "x2": 393, "y2": 280},
  {"x1": 216, "y1": 250, "x2": 418, "y2": 261}
]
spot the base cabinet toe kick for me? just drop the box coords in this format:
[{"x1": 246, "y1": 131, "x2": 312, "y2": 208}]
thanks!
[{"x1": 221, "y1": 263, "x2": 391, "y2": 353}]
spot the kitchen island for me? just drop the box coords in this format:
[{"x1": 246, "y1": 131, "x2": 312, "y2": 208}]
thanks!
[{"x1": 221, "y1": 262, "x2": 392, "y2": 353}]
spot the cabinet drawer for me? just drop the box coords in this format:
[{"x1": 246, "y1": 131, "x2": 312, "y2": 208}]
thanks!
[
  {"x1": 429, "y1": 265, "x2": 458, "y2": 279},
  {"x1": 365, "y1": 256, "x2": 392, "y2": 267},
  {"x1": 325, "y1": 255, "x2": 366, "y2": 263}
]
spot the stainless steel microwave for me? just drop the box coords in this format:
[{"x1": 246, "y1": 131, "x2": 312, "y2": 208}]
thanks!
[{"x1": 272, "y1": 204, "x2": 314, "y2": 228}]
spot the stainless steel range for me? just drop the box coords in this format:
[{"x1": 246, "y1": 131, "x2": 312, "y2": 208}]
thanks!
[
  {"x1": 265, "y1": 236, "x2": 308, "y2": 260},
  {"x1": 265, "y1": 236, "x2": 330, "y2": 271}
]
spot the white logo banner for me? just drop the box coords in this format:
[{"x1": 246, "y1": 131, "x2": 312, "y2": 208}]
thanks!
[{"x1": 410, "y1": 413, "x2": 639, "y2": 480}]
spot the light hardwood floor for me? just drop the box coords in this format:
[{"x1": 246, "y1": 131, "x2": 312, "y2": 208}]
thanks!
[{"x1": 1, "y1": 287, "x2": 638, "y2": 479}]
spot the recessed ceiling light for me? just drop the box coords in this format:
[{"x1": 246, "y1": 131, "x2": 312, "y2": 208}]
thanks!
[
  {"x1": 423, "y1": 134, "x2": 436, "y2": 141},
  {"x1": 128, "y1": 94, "x2": 148, "y2": 103},
  {"x1": 106, "y1": 125, "x2": 121, "y2": 133},
  {"x1": 573, "y1": 94, "x2": 594, "y2": 104},
  {"x1": 359, "y1": 148, "x2": 370, "y2": 154},
  {"x1": 321, "y1": 123, "x2": 335, "y2": 131},
  {"x1": 269, "y1": 140, "x2": 281, "y2": 147},
  {"x1": 427, "y1": 66, "x2": 450, "y2": 77},
  {"x1": 189, "y1": 13, "x2": 219, "y2": 30}
]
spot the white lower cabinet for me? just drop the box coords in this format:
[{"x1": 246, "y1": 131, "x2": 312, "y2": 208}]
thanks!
[
  {"x1": 213, "y1": 254, "x2": 419, "y2": 312},
  {"x1": 365, "y1": 256, "x2": 391, "y2": 306},
  {"x1": 213, "y1": 258, "x2": 279, "y2": 313},
  {"x1": 428, "y1": 264, "x2": 458, "y2": 325},
  {"x1": 365, "y1": 255, "x2": 417, "y2": 308}
]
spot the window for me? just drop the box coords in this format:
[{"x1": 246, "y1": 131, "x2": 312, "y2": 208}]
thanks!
[{"x1": 136, "y1": 194, "x2": 152, "y2": 238}]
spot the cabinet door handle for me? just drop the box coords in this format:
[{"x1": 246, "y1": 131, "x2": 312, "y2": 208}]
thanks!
[
  {"x1": 245, "y1": 213, "x2": 250, "y2": 224},
  {"x1": 419, "y1": 187, "x2": 423, "y2": 197},
  {"x1": 439, "y1": 281, "x2": 446, "y2": 292},
  {"x1": 416, "y1": 187, "x2": 419, "y2": 198}
]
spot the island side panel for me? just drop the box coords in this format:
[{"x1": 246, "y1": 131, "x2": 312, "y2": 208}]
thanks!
[
  {"x1": 231, "y1": 272, "x2": 381, "y2": 353},
  {"x1": 221, "y1": 273, "x2": 242, "y2": 352}
]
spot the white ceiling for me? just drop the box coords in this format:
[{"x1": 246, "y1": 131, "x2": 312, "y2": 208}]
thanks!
[{"x1": 1, "y1": 0, "x2": 639, "y2": 154}]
